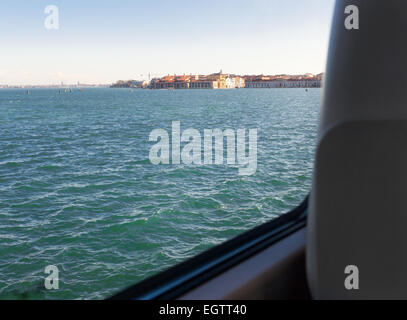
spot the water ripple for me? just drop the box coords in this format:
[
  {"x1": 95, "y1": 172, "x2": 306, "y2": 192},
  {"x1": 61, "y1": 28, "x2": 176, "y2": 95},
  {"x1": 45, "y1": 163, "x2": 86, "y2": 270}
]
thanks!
[{"x1": 0, "y1": 88, "x2": 319, "y2": 299}]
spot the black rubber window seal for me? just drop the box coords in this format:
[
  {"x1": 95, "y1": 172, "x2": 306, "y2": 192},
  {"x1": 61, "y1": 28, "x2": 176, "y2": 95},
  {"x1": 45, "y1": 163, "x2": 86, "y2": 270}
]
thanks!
[{"x1": 108, "y1": 195, "x2": 308, "y2": 300}]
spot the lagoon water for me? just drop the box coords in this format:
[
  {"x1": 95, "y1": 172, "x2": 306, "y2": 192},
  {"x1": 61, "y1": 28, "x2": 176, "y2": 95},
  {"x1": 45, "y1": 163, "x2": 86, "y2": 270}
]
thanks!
[{"x1": 0, "y1": 88, "x2": 319, "y2": 299}]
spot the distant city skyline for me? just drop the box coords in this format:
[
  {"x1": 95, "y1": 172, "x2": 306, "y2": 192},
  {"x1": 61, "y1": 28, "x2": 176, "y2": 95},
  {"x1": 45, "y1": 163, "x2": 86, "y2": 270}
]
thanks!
[{"x1": 0, "y1": 0, "x2": 335, "y2": 85}]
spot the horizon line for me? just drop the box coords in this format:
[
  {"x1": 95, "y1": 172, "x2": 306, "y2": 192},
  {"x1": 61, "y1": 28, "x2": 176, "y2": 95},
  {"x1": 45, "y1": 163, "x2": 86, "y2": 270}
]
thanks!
[{"x1": 0, "y1": 71, "x2": 324, "y2": 87}]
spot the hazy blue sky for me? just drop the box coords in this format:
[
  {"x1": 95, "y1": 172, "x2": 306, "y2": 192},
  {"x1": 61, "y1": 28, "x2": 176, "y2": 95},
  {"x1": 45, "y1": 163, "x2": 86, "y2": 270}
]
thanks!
[{"x1": 0, "y1": 0, "x2": 335, "y2": 85}]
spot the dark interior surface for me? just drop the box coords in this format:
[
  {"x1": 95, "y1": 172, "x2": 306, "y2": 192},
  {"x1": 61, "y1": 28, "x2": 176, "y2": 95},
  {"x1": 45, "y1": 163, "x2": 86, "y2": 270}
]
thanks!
[{"x1": 180, "y1": 228, "x2": 310, "y2": 300}]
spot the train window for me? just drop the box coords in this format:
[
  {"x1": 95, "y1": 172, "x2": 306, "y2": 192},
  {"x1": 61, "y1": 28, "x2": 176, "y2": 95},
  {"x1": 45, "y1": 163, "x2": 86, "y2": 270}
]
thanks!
[{"x1": 0, "y1": 0, "x2": 334, "y2": 299}]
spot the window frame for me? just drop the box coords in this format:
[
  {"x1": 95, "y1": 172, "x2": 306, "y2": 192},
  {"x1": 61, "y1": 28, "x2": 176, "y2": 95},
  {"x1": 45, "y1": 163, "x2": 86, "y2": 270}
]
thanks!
[{"x1": 108, "y1": 195, "x2": 308, "y2": 300}]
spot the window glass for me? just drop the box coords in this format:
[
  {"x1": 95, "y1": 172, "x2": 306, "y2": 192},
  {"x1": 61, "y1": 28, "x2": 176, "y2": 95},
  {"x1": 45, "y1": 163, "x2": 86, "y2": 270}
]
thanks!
[{"x1": 0, "y1": 0, "x2": 334, "y2": 299}]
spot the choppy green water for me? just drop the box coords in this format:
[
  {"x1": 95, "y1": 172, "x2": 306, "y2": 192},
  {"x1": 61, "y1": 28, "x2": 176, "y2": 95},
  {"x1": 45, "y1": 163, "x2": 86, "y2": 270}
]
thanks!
[{"x1": 0, "y1": 88, "x2": 319, "y2": 299}]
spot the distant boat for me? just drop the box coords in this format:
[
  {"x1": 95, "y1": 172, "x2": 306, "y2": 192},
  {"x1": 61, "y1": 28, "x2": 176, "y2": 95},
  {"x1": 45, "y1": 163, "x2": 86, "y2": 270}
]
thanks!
[{"x1": 26, "y1": 90, "x2": 30, "y2": 95}]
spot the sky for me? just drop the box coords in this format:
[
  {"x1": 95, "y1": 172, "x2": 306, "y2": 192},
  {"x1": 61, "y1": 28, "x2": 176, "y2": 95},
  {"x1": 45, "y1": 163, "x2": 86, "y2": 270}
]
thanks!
[{"x1": 0, "y1": 0, "x2": 335, "y2": 85}]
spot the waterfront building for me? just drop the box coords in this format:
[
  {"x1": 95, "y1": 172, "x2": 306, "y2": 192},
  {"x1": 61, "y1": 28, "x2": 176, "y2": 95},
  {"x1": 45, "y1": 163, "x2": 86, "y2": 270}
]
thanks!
[
  {"x1": 225, "y1": 76, "x2": 245, "y2": 88},
  {"x1": 149, "y1": 72, "x2": 322, "y2": 89},
  {"x1": 244, "y1": 74, "x2": 322, "y2": 88},
  {"x1": 189, "y1": 80, "x2": 219, "y2": 89},
  {"x1": 152, "y1": 75, "x2": 190, "y2": 89},
  {"x1": 151, "y1": 71, "x2": 239, "y2": 90}
]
